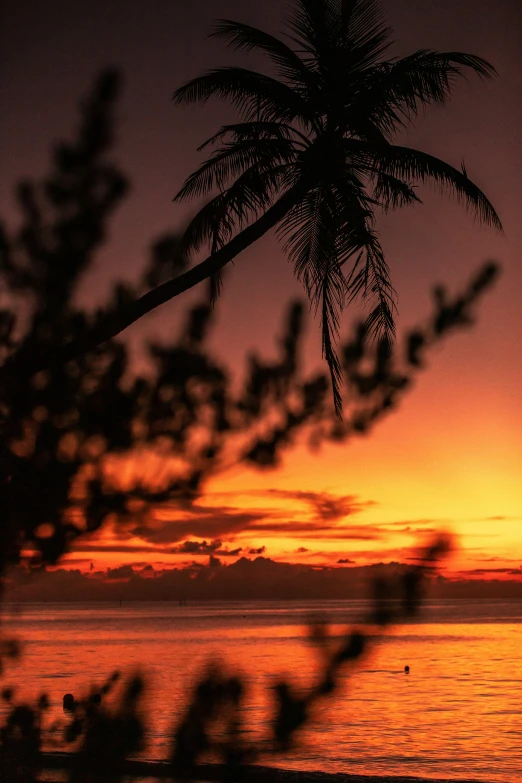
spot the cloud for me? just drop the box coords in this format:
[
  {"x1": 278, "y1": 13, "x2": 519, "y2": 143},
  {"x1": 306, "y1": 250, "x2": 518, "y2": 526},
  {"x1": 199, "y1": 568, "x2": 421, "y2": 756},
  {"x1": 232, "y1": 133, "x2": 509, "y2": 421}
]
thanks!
[
  {"x1": 268, "y1": 489, "x2": 375, "y2": 522},
  {"x1": 475, "y1": 555, "x2": 522, "y2": 563},
  {"x1": 105, "y1": 565, "x2": 136, "y2": 581},
  {"x1": 464, "y1": 567, "x2": 522, "y2": 575},
  {"x1": 382, "y1": 518, "x2": 448, "y2": 528},
  {"x1": 245, "y1": 520, "x2": 385, "y2": 540},
  {"x1": 72, "y1": 493, "x2": 388, "y2": 554},
  {"x1": 68, "y1": 489, "x2": 390, "y2": 560},
  {"x1": 131, "y1": 505, "x2": 264, "y2": 544},
  {"x1": 59, "y1": 557, "x2": 100, "y2": 565},
  {"x1": 337, "y1": 558, "x2": 355, "y2": 564},
  {"x1": 73, "y1": 543, "x2": 171, "y2": 554},
  {"x1": 169, "y1": 539, "x2": 242, "y2": 557}
]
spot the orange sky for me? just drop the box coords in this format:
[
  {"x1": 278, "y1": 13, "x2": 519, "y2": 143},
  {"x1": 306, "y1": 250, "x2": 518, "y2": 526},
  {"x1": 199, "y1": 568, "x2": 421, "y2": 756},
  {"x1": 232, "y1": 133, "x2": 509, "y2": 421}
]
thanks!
[{"x1": 1, "y1": 0, "x2": 521, "y2": 585}]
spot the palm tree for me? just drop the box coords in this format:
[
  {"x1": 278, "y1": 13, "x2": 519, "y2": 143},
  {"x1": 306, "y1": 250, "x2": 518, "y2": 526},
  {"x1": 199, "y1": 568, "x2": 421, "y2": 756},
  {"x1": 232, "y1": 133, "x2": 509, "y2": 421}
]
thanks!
[{"x1": 172, "y1": 0, "x2": 501, "y2": 412}]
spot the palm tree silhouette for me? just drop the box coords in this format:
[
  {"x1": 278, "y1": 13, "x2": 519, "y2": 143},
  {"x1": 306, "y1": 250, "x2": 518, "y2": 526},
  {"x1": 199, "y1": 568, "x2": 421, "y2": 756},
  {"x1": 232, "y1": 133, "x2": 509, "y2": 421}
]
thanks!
[{"x1": 173, "y1": 0, "x2": 501, "y2": 412}]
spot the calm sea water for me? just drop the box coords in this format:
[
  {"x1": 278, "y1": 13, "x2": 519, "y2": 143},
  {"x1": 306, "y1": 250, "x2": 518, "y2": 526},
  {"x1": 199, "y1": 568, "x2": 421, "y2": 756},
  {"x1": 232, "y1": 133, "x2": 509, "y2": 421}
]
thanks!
[{"x1": 1, "y1": 599, "x2": 521, "y2": 782}]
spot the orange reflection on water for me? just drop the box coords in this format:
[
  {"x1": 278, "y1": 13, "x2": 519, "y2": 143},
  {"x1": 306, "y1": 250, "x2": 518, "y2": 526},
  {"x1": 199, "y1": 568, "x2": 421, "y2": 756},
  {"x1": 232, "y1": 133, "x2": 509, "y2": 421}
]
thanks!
[{"x1": 1, "y1": 601, "x2": 520, "y2": 782}]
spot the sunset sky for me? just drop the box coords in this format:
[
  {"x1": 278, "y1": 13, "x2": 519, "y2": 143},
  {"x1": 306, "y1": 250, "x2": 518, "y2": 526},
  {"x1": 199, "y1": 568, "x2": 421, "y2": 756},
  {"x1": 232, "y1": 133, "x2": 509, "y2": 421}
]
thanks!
[{"x1": 1, "y1": 0, "x2": 521, "y2": 593}]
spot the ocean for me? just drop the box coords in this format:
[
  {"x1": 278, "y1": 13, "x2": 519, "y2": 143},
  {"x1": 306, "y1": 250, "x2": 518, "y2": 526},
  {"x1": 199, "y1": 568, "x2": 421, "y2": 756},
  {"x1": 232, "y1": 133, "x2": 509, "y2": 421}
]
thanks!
[{"x1": 1, "y1": 599, "x2": 521, "y2": 782}]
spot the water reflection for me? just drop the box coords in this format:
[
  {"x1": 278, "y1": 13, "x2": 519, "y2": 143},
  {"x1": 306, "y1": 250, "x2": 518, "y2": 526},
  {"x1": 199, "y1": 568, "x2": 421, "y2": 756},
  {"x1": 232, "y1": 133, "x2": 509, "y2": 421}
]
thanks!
[{"x1": 1, "y1": 600, "x2": 520, "y2": 782}]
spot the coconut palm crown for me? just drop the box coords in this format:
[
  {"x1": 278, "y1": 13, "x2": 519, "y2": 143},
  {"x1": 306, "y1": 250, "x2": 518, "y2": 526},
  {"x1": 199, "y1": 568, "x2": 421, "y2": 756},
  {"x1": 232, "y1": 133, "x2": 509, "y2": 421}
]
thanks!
[{"x1": 172, "y1": 0, "x2": 501, "y2": 413}]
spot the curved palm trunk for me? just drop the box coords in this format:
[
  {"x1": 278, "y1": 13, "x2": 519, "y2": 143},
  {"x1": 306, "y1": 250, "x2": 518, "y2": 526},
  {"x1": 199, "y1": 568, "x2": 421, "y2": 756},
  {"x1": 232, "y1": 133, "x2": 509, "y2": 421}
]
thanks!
[{"x1": 0, "y1": 182, "x2": 306, "y2": 386}]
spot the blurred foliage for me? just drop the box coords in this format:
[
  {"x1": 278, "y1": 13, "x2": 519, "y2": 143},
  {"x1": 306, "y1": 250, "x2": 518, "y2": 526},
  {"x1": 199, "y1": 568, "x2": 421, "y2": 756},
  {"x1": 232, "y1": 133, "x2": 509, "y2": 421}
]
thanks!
[{"x1": 0, "y1": 68, "x2": 499, "y2": 782}]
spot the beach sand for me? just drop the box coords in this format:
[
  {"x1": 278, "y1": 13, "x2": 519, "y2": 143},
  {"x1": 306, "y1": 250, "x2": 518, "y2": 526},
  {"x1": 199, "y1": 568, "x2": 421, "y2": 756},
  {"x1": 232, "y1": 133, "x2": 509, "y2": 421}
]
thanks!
[{"x1": 40, "y1": 753, "x2": 488, "y2": 783}]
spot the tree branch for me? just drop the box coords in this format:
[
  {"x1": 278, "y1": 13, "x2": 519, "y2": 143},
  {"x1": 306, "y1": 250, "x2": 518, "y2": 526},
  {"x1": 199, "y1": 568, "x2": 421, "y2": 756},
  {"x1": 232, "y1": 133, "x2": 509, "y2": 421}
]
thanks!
[{"x1": 0, "y1": 183, "x2": 306, "y2": 386}]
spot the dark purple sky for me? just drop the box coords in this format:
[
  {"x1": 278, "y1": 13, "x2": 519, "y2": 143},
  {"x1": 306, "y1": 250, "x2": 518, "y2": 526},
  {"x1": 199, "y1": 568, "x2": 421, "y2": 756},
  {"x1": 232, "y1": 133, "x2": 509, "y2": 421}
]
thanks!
[{"x1": 1, "y1": 1, "x2": 520, "y2": 355}]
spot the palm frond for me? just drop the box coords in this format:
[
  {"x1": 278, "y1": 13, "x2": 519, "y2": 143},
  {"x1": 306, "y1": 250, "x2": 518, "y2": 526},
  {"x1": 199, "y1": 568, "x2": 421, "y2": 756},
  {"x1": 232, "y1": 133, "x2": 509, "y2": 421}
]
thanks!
[
  {"x1": 210, "y1": 19, "x2": 317, "y2": 95},
  {"x1": 285, "y1": 0, "x2": 334, "y2": 58},
  {"x1": 177, "y1": 193, "x2": 233, "y2": 259},
  {"x1": 172, "y1": 67, "x2": 313, "y2": 125},
  {"x1": 287, "y1": 0, "x2": 392, "y2": 73},
  {"x1": 391, "y1": 50, "x2": 496, "y2": 106},
  {"x1": 197, "y1": 120, "x2": 306, "y2": 152},
  {"x1": 320, "y1": 263, "x2": 345, "y2": 416},
  {"x1": 208, "y1": 269, "x2": 224, "y2": 306},
  {"x1": 339, "y1": 0, "x2": 393, "y2": 69},
  {"x1": 173, "y1": 137, "x2": 295, "y2": 202},
  {"x1": 277, "y1": 184, "x2": 347, "y2": 414},
  {"x1": 356, "y1": 50, "x2": 497, "y2": 135},
  {"x1": 366, "y1": 143, "x2": 503, "y2": 230},
  {"x1": 327, "y1": 174, "x2": 397, "y2": 344},
  {"x1": 346, "y1": 239, "x2": 397, "y2": 345},
  {"x1": 278, "y1": 186, "x2": 332, "y2": 292},
  {"x1": 178, "y1": 163, "x2": 294, "y2": 259},
  {"x1": 373, "y1": 171, "x2": 422, "y2": 210},
  {"x1": 340, "y1": 0, "x2": 388, "y2": 43}
]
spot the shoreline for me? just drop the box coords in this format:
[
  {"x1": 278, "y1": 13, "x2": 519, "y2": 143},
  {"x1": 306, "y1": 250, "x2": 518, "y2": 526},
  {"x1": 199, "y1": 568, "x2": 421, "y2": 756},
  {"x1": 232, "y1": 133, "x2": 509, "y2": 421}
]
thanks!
[
  {"x1": 5, "y1": 593, "x2": 522, "y2": 604},
  {"x1": 41, "y1": 753, "x2": 491, "y2": 783}
]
